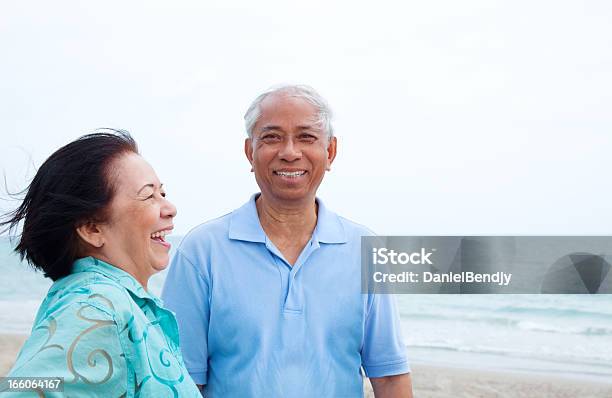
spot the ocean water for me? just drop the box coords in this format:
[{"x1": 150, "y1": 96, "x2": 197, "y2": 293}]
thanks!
[
  {"x1": 396, "y1": 294, "x2": 612, "y2": 382},
  {"x1": 1, "y1": 237, "x2": 611, "y2": 383}
]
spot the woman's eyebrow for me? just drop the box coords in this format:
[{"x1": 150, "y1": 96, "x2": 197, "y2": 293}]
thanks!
[{"x1": 137, "y1": 183, "x2": 163, "y2": 195}]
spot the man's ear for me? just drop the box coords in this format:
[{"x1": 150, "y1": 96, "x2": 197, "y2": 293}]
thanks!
[
  {"x1": 76, "y1": 221, "x2": 105, "y2": 249},
  {"x1": 326, "y1": 136, "x2": 337, "y2": 171},
  {"x1": 245, "y1": 138, "x2": 254, "y2": 171}
]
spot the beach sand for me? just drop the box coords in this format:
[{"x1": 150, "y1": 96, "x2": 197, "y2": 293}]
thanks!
[
  {"x1": 0, "y1": 334, "x2": 26, "y2": 377},
  {"x1": 365, "y1": 364, "x2": 612, "y2": 398},
  {"x1": 1, "y1": 333, "x2": 611, "y2": 397}
]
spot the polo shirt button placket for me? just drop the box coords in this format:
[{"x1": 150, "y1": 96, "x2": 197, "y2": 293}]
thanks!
[{"x1": 284, "y1": 270, "x2": 303, "y2": 315}]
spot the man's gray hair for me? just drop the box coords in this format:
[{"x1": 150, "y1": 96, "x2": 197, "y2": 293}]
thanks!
[{"x1": 244, "y1": 84, "x2": 334, "y2": 139}]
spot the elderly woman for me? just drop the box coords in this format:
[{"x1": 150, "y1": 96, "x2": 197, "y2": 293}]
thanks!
[{"x1": 0, "y1": 131, "x2": 201, "y2": 396}]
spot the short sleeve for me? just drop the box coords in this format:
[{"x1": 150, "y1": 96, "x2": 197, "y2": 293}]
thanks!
[
  {"x1": 3, "y1": 301, "x2": 128, "y2": 397},
  {"x1": 361, "y1": 293, "x2": 411, "y2": 378},
  {"x1": 162, "y1": 248, "x2": 210, "y2": 385}
]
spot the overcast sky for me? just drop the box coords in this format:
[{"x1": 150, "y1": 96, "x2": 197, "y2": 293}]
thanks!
[{"x1": 1, "y1": 0, "x2": 611, "y2": 236}]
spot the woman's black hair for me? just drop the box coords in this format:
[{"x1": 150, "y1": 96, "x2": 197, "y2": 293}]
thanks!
[{"x1": 0, "y1": 129, "x2": 138, "y2": 280}]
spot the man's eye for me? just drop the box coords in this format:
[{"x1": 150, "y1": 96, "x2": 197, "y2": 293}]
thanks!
[
  {"x1": 261, "y1": 134, "x2": 281, "y2": 142},
  {"x1": 300, "y1": 134, "x2": 316, "y2": 142}
]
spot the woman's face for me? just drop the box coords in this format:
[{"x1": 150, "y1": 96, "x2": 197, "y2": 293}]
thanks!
[{"x1": 98, "y1": 152, "x2": 176, "y2": 287}]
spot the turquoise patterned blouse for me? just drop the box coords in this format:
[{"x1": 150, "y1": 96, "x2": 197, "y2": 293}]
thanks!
[{"x1": 2, "y1": 257, "x2": 201, "y2": 397}]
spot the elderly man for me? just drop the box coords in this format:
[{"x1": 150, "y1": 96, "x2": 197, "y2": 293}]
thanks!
[{"x1": 162, "y1": 85, "x2": 412, "y2": 397}]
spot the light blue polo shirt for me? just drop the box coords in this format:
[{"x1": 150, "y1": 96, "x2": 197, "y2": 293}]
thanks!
[{"x1": 162, "y1": 194, "x2": 409, "y2": 397}]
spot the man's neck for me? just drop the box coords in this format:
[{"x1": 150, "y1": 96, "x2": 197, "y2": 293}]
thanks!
[
  {"x1": 255, "y1": 194, "x2": 318, "y2": 265},
  {"x1": 255, "y1": 194, "x2": 318, "y2": 239}
]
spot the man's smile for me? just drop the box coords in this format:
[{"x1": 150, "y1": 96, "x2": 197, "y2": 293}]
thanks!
[{"x1": 273, "y1": 169, "x2": 308, "y2": 178}]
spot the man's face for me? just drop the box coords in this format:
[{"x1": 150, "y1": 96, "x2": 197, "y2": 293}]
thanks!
[{"x1": 245, "y1": 93, "x2": 337, "y2": 205}]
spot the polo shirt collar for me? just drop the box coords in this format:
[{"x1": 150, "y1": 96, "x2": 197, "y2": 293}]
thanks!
[
  {"x1": 228, "y1": 193, "x2": 347, "y2": 244},
  {"x1": 228, "y1": 194, "x2": 267, "y2": 243},
  {"x1": 314, "y1": 197, "x2": 347, "y2": 244},
  {"x1": 71, "y1": 256, "x2": 160, "y2": 304}
]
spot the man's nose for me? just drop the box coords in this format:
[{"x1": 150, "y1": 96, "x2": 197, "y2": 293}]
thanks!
[{"x1": 278, "y1": 138, "x2": 302, "y2": 161}]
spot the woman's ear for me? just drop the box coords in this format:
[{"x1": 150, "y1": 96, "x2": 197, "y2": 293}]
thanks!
[{"x1": 76, "y1": 222, "x2": 105, "y2": 248}]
